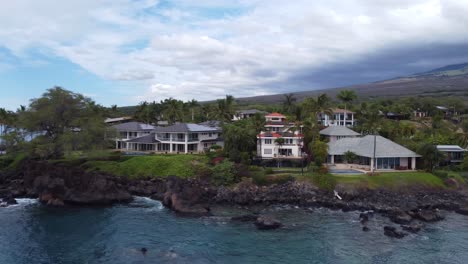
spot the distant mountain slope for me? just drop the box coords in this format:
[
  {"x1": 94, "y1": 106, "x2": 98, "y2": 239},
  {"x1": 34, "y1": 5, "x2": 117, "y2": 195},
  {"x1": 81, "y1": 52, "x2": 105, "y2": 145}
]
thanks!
[{"x1": 236, "y1": 63, "x2": 468, "y2": 104}]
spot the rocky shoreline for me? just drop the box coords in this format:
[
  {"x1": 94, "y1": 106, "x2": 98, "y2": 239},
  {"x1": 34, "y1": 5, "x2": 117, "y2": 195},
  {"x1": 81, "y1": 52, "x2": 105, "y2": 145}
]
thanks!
[{"x1": 1, "y1": 160, "x2": 468, "y2": 238}]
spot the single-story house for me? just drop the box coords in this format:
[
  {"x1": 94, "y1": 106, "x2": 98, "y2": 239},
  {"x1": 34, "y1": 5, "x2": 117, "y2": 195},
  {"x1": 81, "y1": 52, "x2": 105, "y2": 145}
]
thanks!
[
  {"x1": 436, "y1": 145, "x2": 466, "y2": 165},
  {"x1": 233, "y1": 109, "x2": 267, "y2": 121},
  {"x1": 328, "y1": 135, "x2": 421, "y2": 171}
]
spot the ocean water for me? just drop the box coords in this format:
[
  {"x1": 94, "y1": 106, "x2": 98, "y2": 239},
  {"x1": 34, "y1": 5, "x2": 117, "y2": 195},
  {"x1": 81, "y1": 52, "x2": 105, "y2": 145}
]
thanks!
[{"x1": 1, "y1": 197, "x2": 467, "y2": 264}]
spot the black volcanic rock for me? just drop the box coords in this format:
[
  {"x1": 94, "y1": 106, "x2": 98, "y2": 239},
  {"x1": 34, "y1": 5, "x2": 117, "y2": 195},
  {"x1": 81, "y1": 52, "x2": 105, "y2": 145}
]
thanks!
[{"x1": 255, "y1": 216, "x2": 282, "y2": 230}]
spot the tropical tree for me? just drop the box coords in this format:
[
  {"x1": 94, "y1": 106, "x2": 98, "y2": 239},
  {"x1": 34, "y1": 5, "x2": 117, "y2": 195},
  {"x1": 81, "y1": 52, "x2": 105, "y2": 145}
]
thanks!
[
  {"x1": 163, "y1": 98, "x2": 184, "y2": 124},
  {"x1": 17, "y1": 87, "x2": 111, "y2": 159},
  {"x1": 337, "y1": 90, "x2": 357, "y2": 125},
  {"x1": 343, "y1": 151, "x2": 358, "y2": 164},
  {"x1": 222, "y1": 121, "x2": 256, "y2": 163},
  {"x1": 417, "y1": 143, "x2": 446, "y2": 172},
  {"x1": 217, "y1": 95, "x2": 235, "y2": 122},
  {"x1": 310, "y1": 139, "x2": 328, "y2": 166},
  {"x1": 186, "y1": 99, "x2": 199, "y2": 122},
  {"x1": 282, "y1": 93, "x2": 297, "y2": 114}
]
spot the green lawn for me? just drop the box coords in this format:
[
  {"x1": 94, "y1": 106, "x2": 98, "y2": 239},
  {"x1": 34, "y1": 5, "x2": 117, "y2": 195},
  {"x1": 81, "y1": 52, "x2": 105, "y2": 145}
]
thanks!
[
  {"x1": 332, "y1": 172, "x2": 446, "y2": 190},
  {"x1": 83, "y1": 154, "x2": 208, "y2": 179}
]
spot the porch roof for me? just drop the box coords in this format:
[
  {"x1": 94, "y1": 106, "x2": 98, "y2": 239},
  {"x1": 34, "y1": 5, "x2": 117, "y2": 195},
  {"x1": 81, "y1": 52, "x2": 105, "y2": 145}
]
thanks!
[{"x1": 126, "y1": 133, "x2": 160, "y2": 144}]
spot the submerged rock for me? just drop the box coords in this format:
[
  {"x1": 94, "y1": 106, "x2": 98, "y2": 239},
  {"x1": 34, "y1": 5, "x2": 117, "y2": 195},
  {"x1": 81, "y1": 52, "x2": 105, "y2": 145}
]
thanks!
[
  {"x1": 455, "y1": 206, "x2": 468, "y2": 216},
  {"x1": 389, "y1": 210, "x2": 412, "y2": 224},
  {"x1": 231, "y1": 214, "x2": 259, "y2": 222},
  {"x1": 412, "y1": 209, "x2": 444, "y2": 222},
  {"x1": 401, "y1": 222, "x2": 424, "y2": 233},
  {"x1": 383, "y1": 226, "x2": 407, "y2": 239},
  {"x1": 255, "y1": 216, "x2": 282, "y2": 230}
]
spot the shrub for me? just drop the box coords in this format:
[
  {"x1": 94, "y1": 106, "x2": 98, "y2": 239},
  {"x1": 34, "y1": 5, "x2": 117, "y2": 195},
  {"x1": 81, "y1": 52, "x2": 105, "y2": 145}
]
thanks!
[
  {"x1": 311, "y1": 173, "x2": 337, "y2": 191},
  {"x1": 265, "y1": 167, "x2": 274, "y2": 175},
  {"x1": 211, "y1": 160, "x2": 237, "y2": 185},
  {"x1": 433, "y1": 170, "x2": 449, "y2": 180},
  {"x1": 193, "y1": 163, "x2": 213, "y2": 181}
]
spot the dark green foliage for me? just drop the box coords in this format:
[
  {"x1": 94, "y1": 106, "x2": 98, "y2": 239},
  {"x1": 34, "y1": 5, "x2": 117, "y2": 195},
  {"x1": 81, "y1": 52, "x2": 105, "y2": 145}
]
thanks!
[
  {"x1": 310, "y1": 173, "x2": 337, "y2": 191},
  {"x1": 211, "y1": 160, "x2": 237, "y2": 185},
  {"x1": 343, "y1": 151, "x2": 358, "y2": 163},
  {"x1": 417, "y1": 144, "x2": 446, "y2": 172},
  {"x1": 433, "y1": 170, "x2": 449, "y2": 180}
]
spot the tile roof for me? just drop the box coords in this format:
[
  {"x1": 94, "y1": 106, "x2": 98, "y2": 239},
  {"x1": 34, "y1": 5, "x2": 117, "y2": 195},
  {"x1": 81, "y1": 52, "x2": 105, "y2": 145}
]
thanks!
[
  {"x1": 265, "y1": 112, "x2": 286, "y2": 117},
  {"x1": 112, "y1": 122, "x2": 155, "y2": 131},
  {"x1": 328, "y1": 135, "x2": 420, "y2": 158},
  {"x1": 319, "y1": 126, "x2": 360, "y2": 136},
  {"x1": 258, "y1": 131, "x2": 303, "y2": 138}
]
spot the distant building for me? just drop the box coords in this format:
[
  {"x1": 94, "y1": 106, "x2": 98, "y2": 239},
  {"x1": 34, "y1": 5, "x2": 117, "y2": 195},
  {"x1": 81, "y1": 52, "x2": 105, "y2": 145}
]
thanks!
[
  {"x1": 264, "y1": 112, "x2": 289, "y2": 132},
  {"x1": 319, "y1": 126, "x2": 360, "y2": 143},
  {"x1": 257, "y1": 112, "x2": 303, "y2": 159},
  {"x1": 257, "y1": 131, "x2": 303, "y2": 159},
  {"x1": 413, "y1": 109, "x2": 427, "y2": 118},
  {"x1": 233, "y1": 109, "x2": 268, "y2": 121},
  {"x1": 327, "y1": 135, "x2": 420, "y2": 171},
  {"x1": 113, "y1": 122, "x2": 223, "y2": 153},
  {"x1": 436, "y1": 145, "x2": 466, "y2": 165},
  {"x1": 318, "y1": 108, "x2": 356, "y2": 127},
  {"x1": 105, "y1": 116, "x2": 134, "y2": 124}
]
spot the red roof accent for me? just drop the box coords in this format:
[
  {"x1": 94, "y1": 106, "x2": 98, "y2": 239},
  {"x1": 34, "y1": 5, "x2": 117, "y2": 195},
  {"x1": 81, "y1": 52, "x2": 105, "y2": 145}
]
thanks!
[{"x1": 265, "y1": 112, "x2": 286, "y2": 117}]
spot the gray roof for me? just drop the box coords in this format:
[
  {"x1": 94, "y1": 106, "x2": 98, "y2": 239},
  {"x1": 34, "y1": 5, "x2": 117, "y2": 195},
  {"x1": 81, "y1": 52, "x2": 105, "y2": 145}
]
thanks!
[
  {"x1": 198, "y1": 120, "x2": 222, "y2": 128},
  {"x1": 126, "y1": 133, "x2": 160, "y2": 144},
  {"x1": 320, "y1": 126, "x2": 360, "y2": 136},
  {"x1": 328, "y1": 135, "x2": 421, "y2": 158},
  {"x1": 113, "y1": 122, "x2": 155, "y2": 132},
  {"x1": 436, "y1": 145, "x2": 467, "y2": 152},
  {"x1": 237, "y1": 109, "x2": 267, "y2": 115},
  {"x1": 154, "y1": 123, "x2": 220, "y2": 133}
]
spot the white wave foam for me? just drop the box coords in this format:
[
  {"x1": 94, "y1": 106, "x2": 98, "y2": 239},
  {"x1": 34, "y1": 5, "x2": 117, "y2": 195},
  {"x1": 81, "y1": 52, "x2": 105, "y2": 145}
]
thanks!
[{"x1": 131, "y1": 196, "x2": 164, "y2": 210}]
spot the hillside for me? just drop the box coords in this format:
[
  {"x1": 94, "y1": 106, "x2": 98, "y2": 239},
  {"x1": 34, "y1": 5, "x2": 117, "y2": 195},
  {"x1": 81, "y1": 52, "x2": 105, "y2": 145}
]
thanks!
[
  {"x1": 117, "y1": 62, "x2": 468, "y2": 113},
  {"x1": 236, "y1": 63, "x2": 468, "y2": 104}
]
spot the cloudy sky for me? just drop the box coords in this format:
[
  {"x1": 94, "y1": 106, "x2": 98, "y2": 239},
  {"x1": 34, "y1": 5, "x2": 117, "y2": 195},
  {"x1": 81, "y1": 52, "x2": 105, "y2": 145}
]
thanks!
[{"x1": 1, "y1": 0, "x2": 468, "y2": 110}]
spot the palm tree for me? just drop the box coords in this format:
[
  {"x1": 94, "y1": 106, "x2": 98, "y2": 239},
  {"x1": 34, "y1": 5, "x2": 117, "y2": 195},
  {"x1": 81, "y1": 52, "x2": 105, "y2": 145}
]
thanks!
[
  {"x1": 282, "y1": 93, "x2": 296, "y2": 114},
  {"x1": 274, "y1": 137, "x2": 285, "y2": 168},
  {"x1": 337, "y1": 90, "x2": 357, "y2": 126},
  {"x1": 217, "y1": 95, "x2": 235, "y2": 122},
  {"x1": 186, "y1": 99, "x2": 199, "y2": 122},
  {"x1": 164, "y1": 98, "x2": 183, "y2": 124}
]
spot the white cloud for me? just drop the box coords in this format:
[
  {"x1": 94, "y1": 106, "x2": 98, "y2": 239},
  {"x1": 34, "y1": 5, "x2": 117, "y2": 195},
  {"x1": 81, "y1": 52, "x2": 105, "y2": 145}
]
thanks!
[{"x1": 1, "y1": 0, "x2": 468, "y2": 104}]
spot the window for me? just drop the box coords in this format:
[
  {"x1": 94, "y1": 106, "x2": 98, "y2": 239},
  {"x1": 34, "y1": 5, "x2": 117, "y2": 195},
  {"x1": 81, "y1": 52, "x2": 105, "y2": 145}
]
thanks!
[
  {"x1": 264, "y1": 139, "x2": 272, "y2": 144},
  {"x1": 285, "y1": 138, "x2": 293, "y2": 144},
  {"x1": 264, "y1": 149, "x2": 272, "y2": 154}
]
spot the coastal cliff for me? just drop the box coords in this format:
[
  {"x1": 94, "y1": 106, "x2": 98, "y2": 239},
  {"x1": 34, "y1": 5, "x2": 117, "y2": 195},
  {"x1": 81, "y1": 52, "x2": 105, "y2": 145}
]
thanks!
[{"x1": 1, "y1": 160, "x2": 467, "y2": 226}]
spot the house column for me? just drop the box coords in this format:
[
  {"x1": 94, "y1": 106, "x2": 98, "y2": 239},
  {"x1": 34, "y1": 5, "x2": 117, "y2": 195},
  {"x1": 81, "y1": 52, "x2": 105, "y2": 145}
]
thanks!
[
  {"x1": 185, "y1": 133, "x2": 188, "y2": 154},
  {"x1": 169, "y1": 133, "x2": 173, "y2": 153},
  {"x1": 351, "y1": 114, "x2": 354, "y2": 126},
  {"x1": 115, "y1": 140, "x2": 118, "y2": 149},
  {"x1": 370, "y1": 158, "x2": 375, "y2": 172},
  {"x1": 330, "y1": 155, "x2": 335, "y2": 164},
  {"x1": 411, "y1": 157, "x2": 416, "y2": 170}
]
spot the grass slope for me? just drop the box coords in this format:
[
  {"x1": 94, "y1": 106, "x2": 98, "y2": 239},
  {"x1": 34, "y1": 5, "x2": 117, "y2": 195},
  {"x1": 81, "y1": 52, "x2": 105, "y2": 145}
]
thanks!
[
  {"x1": 83, "y1": 154, "x2": 207, "y2": 179},
  {"x1": 332, "y1": 172, "x2": 446, "y2": 190}
]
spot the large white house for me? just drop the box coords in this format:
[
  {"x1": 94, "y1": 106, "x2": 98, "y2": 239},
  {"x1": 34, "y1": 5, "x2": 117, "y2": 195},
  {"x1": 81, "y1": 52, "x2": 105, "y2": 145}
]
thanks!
[
  {"x1": 113, "y1": 122, "x2": 223, "y2": 153},
  {"x1": 318, "y1": 108, "x2": 356, "y2": 127},
  {"x1": 257, "y1": 112, "x2": 304, "y2": 159}
]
